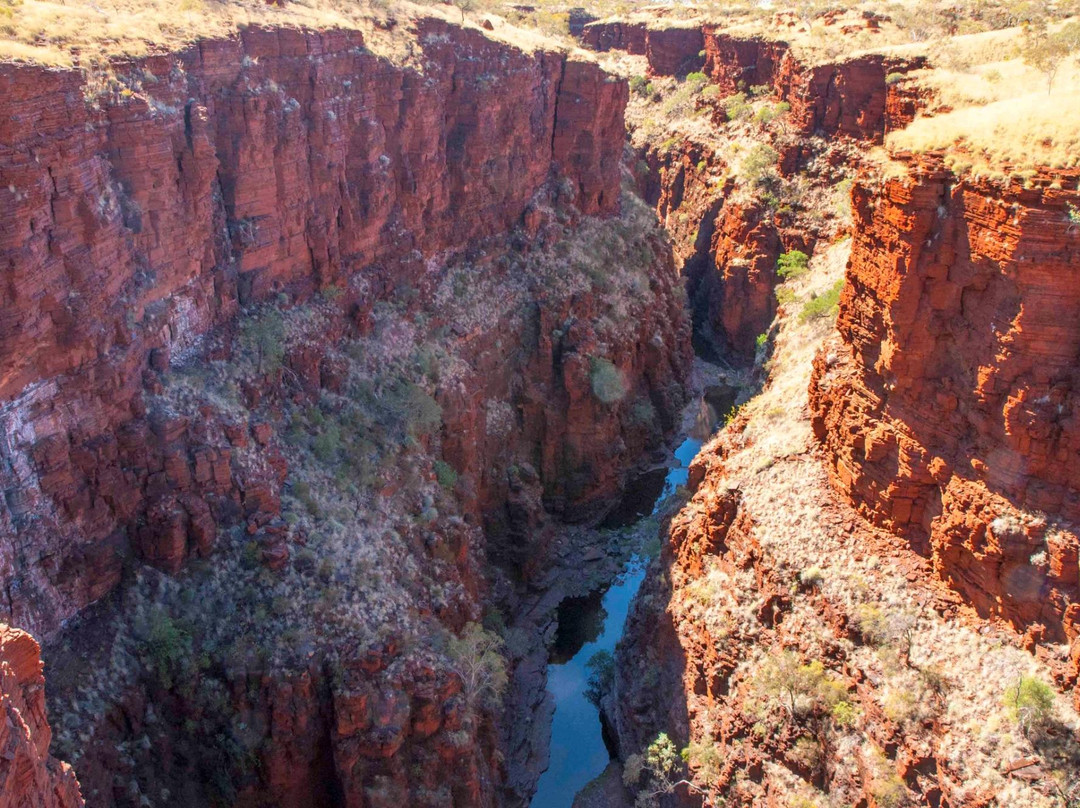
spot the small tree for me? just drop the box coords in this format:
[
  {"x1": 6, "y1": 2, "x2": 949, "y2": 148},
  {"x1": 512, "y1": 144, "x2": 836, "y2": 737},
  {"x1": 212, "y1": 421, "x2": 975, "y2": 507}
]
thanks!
[
  {"x1": 451, "y1": 0, "x2": 474, "y2": 24},
  {"x1": 584, "y1": 650, "x2": 615, "y2": 708},
  {"x1": 447, "y1": 622, "x2": 508, "y2": 710},
  {"x1": 777, "y1": 249, "x2": 810, "y2": 279},
  {"x1": 1019, "y1": 22, "x2": 1079, "y2": 94},
  {"x1": 741, "y1": 143, "x2": 779, "y2": 190},
  {"x1": 241, "y1": 309, "x2": 286, "y2": 374},
  {"x1": 855, "y1": 604, "x2": 919, "y2": 666},
  {"x1": 1004, "y1": 675, "x2": 1055, "y2": 736},
  {"x1": 758, "y1": 650, "x2": 845, "y2": 720}
]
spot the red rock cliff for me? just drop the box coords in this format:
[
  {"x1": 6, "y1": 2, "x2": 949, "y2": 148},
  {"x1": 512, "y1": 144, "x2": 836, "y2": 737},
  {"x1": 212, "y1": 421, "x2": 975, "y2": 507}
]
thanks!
[
  {"x1": 0, "y1": 19, "x2": 630, "y2": 639},
  {"x1": 702, "y1": 31, "x2": 925, "y2": 140},
  {"x1": 810, "y1": 157, "x2": 1080, "y2": 645},
  {"x1": 0, "y1": 625, "x2": 83, "y2": 808}
]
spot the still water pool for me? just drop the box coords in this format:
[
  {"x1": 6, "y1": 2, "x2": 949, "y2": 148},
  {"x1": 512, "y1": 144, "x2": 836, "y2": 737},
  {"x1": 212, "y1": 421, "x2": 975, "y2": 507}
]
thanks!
[{"x1": 529, "y1": 436, "x2": 703, "y2": 808}]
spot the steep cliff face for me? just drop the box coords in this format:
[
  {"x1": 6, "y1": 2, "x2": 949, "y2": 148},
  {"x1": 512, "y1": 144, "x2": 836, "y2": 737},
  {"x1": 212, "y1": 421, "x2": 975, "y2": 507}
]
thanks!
[
  {"x1": 583, "y1": 22, "x2": 924, "y2": 139},
  {"x1": 0, "y1": 16, "x2": 698, "y2": 807},
  {"x1": 810, "y1": 158, "x2": 1080, "y2": 646},
  {"x1": 580, "y1": 20, "x2": 649, "y2": 56},
  {"x1": 0, "y1": 625, "x2": 83, "y2": 808},
  {"x1": 0, "y1": 19, "x2": 632, "y2": 639},
  {"x1": 580, "y1": 22, "x2": 703, "y2": 77},
  {"x1": 702, "y1": 32, "x2": 925, "y2": 140}
]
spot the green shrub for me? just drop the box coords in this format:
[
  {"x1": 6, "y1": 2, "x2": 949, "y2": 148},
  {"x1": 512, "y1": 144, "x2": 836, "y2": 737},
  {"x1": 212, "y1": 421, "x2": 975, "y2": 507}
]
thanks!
[
  {"x1": 630, "y1": 75, "x2": 650, "y2": 97},
  {"x1": 312, "y1": 423, "x2": 342, "y2": 463},
  {"x1": 722, "y1": 91, "x2": 753, "y2": 120},
  {"x1": 292, "y1": 479, "x2": 321, "y2": 517},
  {"x1": 741, "y1": 143, "x2": 779, "y2": 188},
  {"x1": 680, "y1": 741, "x2": 722, "y2": 785},
  {"x1": 589, "y1": 357, "x2": 626, "y2": 404},
  {"x1": 777, "y1": 249, "x2": 810, "y2": 279},
  {"x1": 142, "y1": 611, "x2": 193, "y2": 690},
  {"x1": 885, "y1": 71, "x2": 905, "y2": 85},
  {"x1": 831, "y1": 700, "x2": 859, "y2": 727},
  {"x1": 799, "y1": 279, "x2": 844, "y2": 323},
  {"x1": 756, "y1": 101, "x2": 790, "y2": 126},
  {"x1": 755, "y1": 332, "x2": 769, "y2": 352},
  {"x1": 758, "y1": 651, "x2": 846, "y2": 719},
  {"x1": 434, "y1": 459, "x2": 458, "y2": 490},
  {"x1": 685, "y1": 71, "x2": 708, "y2": 92},
  {"x1": 1005, "y1": 675, "x2": 1056, "y2": 734},
  {"x1": 776, "y1": 286, "x2": 797, "y2": 305},
  {"x1": 240, "y1": 308, "x2": 286, "y2": 373}
]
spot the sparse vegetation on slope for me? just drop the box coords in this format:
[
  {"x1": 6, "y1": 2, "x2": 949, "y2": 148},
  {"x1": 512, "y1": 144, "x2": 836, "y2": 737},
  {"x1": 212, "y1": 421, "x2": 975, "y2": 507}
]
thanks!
[{"x1": 615, "y1": 240, "x2": 1080, "y2": 808}]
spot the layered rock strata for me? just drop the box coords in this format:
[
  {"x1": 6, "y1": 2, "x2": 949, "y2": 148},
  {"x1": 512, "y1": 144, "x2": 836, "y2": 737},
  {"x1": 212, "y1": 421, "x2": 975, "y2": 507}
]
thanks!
[{"x1": 810, "y1": 156, "x2": 1080, "y2": 651}]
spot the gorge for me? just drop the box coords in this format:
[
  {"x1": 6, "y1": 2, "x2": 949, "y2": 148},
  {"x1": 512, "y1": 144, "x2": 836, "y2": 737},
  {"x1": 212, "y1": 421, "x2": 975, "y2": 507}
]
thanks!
[{"x1": 1, "y1": 2, "x2": 1079, "y2": 808}]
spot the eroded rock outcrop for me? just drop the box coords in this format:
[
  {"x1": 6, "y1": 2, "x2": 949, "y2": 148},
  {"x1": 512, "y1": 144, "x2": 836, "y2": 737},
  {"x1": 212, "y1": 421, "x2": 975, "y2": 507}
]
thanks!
[
  {"x1": 580, "y1": 20, "x2": 649, "y2": 56},
  {"x1": 810, "y1": 156, "x2": 1080, "y2": 675},
  {"x1": 0, "y1": 625, "x2": 83, "y2": 808},
  {"x1": 702, "y1": 32, "x2": 925, "y2": 140}
]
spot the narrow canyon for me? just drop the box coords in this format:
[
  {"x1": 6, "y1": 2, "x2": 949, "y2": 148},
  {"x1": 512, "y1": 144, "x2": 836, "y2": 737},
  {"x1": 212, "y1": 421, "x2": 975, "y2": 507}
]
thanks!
[{"x1": 0, "y1": 2, "x2": 1078, "y2": 808}]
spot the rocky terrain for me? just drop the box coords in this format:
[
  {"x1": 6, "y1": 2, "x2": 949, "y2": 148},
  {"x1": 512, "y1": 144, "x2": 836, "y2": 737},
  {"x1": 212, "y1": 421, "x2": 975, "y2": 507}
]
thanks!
[
  {"x1": 0, "y1": 7, "x2": 694, "y2": 806},
  {"x1": 1, "y1": 1, "x2": 1079, "y2": 807}
]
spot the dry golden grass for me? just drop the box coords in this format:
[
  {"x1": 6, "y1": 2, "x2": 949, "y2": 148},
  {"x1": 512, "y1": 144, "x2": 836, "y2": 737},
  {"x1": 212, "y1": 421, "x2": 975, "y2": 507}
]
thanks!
[
  {"x1": 0, "y1": 0, "x2": 400, "y2": 66},
  {"x1": 0, "y1": 0, "x2": 599, "y2": 67},
  {"x1": 872, "y1": 18, "x2": 1080, "y2": 174},
  {"x1": 889, "y1": 83, "x2": 1080, "y2": 172}
]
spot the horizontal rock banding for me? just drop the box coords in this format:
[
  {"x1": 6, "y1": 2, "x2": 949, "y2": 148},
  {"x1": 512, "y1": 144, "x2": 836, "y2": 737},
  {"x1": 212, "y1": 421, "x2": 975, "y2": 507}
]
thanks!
[{"x1": 810, "y1": 156, "x2": 1080, "y2": 647}]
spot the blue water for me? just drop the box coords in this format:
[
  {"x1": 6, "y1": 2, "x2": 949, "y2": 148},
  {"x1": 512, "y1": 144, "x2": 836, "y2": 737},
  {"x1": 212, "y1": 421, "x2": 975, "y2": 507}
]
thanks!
[{"x1": 530, "y1": 436, "x2": 704, "y2": 808}]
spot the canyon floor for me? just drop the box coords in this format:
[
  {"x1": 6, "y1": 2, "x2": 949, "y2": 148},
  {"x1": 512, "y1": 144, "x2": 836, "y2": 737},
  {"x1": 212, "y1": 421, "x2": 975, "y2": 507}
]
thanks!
[{"x1": 1, "y1": 1, "x2": 1080, "y2": 808}]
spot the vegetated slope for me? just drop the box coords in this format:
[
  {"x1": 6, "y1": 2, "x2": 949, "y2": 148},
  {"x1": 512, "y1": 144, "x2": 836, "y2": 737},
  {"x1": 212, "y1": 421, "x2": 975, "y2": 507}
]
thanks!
[
  {"x1": 0, "y1": 16, "x2": 625, "y2": 638},
  {"x1": 0, "y1": 11, "x2": 694, "y2": 808},
  {"x1": 574, "y1": 5, "x2": 930, "y2": 363},
  {"x1": 612, "y1": 240, "x2": 1080, "y2": 808}
]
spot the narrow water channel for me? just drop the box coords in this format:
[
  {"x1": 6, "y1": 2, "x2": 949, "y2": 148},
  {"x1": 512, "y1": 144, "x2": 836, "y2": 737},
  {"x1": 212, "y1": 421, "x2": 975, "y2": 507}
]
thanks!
[{"x1": 530, "y1": 435, "x2": 705, "y2": 807}]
